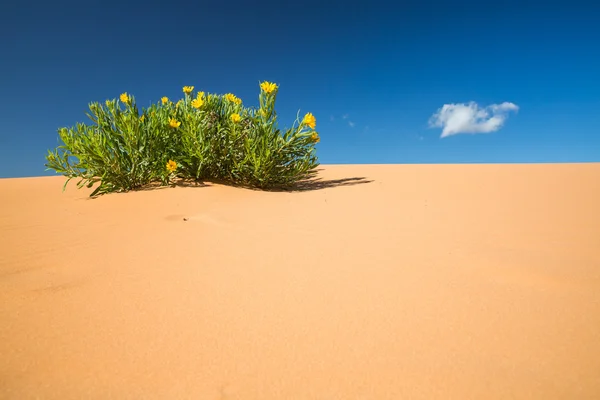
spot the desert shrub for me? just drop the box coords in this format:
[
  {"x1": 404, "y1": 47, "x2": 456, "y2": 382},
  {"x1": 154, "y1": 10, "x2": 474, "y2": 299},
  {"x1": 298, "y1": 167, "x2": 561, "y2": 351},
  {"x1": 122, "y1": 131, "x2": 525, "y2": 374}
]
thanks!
[{"x1": 45, "y1": 82, "x2": 320, "y2": 196}]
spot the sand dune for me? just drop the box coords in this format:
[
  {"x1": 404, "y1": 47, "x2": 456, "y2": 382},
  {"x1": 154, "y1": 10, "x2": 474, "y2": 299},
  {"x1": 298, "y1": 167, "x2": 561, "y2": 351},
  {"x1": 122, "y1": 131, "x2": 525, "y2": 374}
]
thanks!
[{"x1": 1, "y1": 164, "x2": 600, "y2": 399}]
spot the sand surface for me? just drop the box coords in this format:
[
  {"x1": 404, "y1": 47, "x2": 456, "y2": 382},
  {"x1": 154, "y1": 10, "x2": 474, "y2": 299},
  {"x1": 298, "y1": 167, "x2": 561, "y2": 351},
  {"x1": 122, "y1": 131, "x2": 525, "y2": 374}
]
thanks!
[{"x1": 1, "y1": 164, "x2": 600, "y2": 399}]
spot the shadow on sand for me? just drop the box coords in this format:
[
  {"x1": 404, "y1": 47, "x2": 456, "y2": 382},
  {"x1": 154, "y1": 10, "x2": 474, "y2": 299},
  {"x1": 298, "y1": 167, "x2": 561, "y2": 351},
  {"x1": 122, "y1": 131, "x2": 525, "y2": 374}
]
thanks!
[
  {"x1": 82, "y1": 169, "x2": 373, "y2": 198},
  {"x1": 264, "y1": 176, "x2": 373, "y2": 192},
  {"x1": 198, "y1": 169, "x2": 374, "y2": 192}
]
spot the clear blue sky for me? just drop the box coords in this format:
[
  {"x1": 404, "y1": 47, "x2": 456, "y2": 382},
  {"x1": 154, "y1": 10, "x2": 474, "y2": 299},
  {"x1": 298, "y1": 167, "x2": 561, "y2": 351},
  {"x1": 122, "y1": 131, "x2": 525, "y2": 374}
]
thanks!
[{"x1": 1, "y1": 0, "x2": 599, "y2": 178}]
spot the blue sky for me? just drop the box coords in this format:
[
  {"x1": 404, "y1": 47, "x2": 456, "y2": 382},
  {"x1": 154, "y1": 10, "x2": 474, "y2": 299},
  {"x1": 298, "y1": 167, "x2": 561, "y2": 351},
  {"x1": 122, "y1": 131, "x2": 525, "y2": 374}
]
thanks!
[{"x1": 1, "y1": 0, "x2": 599, "y2": 178}]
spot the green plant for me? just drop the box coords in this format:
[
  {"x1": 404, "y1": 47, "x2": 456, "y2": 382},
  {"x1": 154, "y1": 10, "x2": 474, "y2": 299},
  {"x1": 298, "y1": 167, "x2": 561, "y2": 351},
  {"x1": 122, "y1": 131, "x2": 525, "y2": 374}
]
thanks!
[{"x1": 45, "y1": 81, "x2": 320, "y2": 196}]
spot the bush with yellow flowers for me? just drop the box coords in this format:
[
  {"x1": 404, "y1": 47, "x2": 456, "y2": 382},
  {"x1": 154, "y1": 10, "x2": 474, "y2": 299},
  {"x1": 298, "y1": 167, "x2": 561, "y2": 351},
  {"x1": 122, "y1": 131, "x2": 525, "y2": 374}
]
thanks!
[{"x1": 45, "y1": 81, "x2": 320, "y2": 196}]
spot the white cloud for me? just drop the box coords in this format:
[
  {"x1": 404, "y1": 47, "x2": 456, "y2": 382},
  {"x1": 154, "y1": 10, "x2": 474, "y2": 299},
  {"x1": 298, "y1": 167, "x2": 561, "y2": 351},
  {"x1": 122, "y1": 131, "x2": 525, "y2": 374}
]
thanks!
[
  {"x1": 342, "y1": 114, "x2": 349, "y2": 120},
  {"x1": 429, "y1": 101, "x2": 519, "y2": 138},
  {"x1": 348, "y1": 121, "x2": 355, "y2": 128}
]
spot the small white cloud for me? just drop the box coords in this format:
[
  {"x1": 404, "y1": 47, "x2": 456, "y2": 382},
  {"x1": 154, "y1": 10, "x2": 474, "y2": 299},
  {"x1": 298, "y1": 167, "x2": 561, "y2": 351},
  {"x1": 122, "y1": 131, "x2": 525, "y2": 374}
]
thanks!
[
  {"x1": 348, "y1": 121, "x2": 355, "y2": 128},
  {"x1": 429, "y1": 101, "x2": 519, "y2": 138},
  {"x1": 342, "y1": 114, "x2": 349, "y2": 120}
]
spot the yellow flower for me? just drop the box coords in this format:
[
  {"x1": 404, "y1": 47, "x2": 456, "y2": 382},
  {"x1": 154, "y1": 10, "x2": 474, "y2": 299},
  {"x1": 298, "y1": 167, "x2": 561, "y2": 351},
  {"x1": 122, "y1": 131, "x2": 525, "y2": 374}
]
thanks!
[
  {"x1": 166, "y1": 160, "x2": 177, "y2": 173},
  {"x1": 260, "y1": 81, "x2": 278, "y2": 94},
  {"x1": 120, "y1": 92, "x2": 130, "y2": 104},
  {"x1": 176, "y1": 100, "x2": 183, "y2": 108},
  {"x1": 161, "y1": 96, "x2": 169, "y2": 105},
  {"x1": 311, "y1": 132, "x2": 320, "y2": 143},
  {"x1": 230, "y1": 113, "x2": 241, "y2": 123},
  {"x1": 105, "y1": 100, "x2": 111, "y2": 107},
  {"x1": 140, "y1": 115, "x2": 145, "y2": 122},
  {"x1": 197, "y1": 91, "x2": 205, "y2": 99},
  {"x1": 169, "y1": 117, "x2": 181, "y2": 128},
  {"x1": 183, "y1": 86, "x2": 194, "y2": 94},
  {"x1": 224, "y1": 93, "x2": 242, "y2": 105},
  {"x1": 302, "y1": 112, "x2": 316, "y2": 129},
  {"x1": 191, "y1": 98, "x2": 204, "y2": 109}
]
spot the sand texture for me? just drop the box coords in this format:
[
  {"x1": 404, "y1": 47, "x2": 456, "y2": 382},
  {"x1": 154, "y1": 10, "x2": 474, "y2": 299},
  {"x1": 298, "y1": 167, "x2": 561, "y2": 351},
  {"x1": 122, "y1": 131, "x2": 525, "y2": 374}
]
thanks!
[{"x1": 1, "y1": 164, "x2": 600, "y2": 399}]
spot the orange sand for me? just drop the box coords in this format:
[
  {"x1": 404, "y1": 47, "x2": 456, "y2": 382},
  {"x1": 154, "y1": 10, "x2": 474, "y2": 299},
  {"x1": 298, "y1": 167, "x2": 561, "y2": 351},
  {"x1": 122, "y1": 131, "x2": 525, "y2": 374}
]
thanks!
[{"x1": 1, "y1": 164, "x2": 600, "y2": 399}]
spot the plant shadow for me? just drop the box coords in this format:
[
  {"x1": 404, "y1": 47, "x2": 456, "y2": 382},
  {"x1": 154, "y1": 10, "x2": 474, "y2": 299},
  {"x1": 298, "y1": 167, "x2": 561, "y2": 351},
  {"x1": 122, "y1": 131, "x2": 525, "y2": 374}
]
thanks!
[
  {"x1": 267, "y1": 168, "x2": 373, "y2": 192},
  {"x1": 265, "y1": 176, "x2": 374, "y2": 192},
  {"x1": 199, "y1": 169, "x2": 374, "y2": 192},
  {"x1": 82, "y1": 169, "x2": 373, "y2": 198}
]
